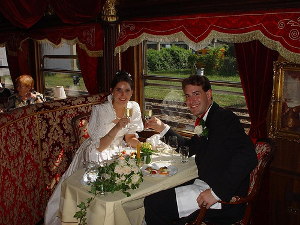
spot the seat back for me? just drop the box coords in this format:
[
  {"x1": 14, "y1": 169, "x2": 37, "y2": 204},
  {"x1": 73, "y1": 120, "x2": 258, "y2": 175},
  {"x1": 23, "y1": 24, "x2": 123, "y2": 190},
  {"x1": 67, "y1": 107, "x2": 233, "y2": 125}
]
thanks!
[
  {"x1": 248, "y1": 138, "x2": 276, "y2": 197},
  {"x1": 238, "y1": 138, "x2": 276, "y2": 225},
  {"x1": 189, "y1": 138, "x2": 276, "y2": 225},
  {"x1": 71, "y1": 112, "x2": 91, "y2": 149}
]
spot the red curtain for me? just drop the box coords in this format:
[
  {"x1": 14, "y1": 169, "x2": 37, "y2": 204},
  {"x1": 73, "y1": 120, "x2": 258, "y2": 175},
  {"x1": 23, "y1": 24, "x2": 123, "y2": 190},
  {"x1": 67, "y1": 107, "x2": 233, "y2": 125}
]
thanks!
[
  {"x1": 50, "y1": 0, "x2": 102, "y2": 25},
  {"x1": 76, "y1": 44, "x2": 99, "y2": 95},
  {"x1": 28, "y1": 23, "x2": 103, "y2": 53},
  {"x1": 6, "y1": 40, "x2": 31, "y2": 88},
  {"x1": 0, "y1": 0, "x2": 46, "y2": 28},
  {"x1": 116, "y1": 8, "x2": 300, "y2": 63},
  {"x1": 235, "y1": 40, "x2": 279, "y2": 142},
  {"x1": 0, "y1": 0, "x2": 102, "y2": 29}
]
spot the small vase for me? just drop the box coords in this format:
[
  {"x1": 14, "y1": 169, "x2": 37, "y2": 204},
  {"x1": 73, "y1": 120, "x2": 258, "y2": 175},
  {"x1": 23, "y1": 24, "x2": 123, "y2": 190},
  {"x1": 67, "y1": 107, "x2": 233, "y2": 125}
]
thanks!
[{"x1": 144, "y1": 154, "x2": 152, "y2": 164}]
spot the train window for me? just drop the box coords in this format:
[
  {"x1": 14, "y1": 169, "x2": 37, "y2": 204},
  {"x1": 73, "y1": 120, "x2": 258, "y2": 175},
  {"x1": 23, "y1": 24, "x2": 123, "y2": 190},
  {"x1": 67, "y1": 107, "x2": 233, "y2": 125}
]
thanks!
[
  {"x1": 40, "y1": 42, "x2": 88, "y2": 100},
  {"x1": 0, "y1": 47, "x2": 13, "y2": 91},
  {"x1": 143, "y1": 41, "x2": 249, "y2": 135}
]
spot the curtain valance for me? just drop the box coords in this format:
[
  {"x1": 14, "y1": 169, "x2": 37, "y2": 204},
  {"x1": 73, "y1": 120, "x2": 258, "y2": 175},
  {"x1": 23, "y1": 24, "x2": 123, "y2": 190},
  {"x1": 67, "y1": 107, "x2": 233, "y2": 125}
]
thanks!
[
  {"x1": 0, "y1": 23, "x2": 103, "y2": 57},
  {"x1": 116, "y1": 9, "x2": 300, "y2": 63},
  {"x1": 0, "y1": 0, "x2": 102, "y2": 29},
  {"x1": 28, "y1": 23, "x2": 103, "y2": 57}
]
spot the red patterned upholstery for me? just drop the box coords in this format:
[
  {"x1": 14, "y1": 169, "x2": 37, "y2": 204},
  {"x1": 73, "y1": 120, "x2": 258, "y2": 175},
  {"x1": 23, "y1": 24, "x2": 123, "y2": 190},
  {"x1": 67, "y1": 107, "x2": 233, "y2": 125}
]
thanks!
[
  {"x1": 248, "y1": 141, "x2": 272, "y2": 195},
  {"x1": 71, "y1": 112, "x2": 91, "y2": 150},
  {"x1": 187, "y1": 138, "x2": 276, "y2": 225},
  {"x1": 0, "y1": 94, "x2": 108, "y2": 225}
]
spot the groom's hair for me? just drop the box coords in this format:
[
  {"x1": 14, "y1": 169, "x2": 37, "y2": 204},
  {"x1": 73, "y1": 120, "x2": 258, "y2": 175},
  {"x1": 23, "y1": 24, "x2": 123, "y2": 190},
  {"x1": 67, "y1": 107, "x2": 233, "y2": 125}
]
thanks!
[{"x1": 182, "y1": 75, "x2": 211, "y2": 92}]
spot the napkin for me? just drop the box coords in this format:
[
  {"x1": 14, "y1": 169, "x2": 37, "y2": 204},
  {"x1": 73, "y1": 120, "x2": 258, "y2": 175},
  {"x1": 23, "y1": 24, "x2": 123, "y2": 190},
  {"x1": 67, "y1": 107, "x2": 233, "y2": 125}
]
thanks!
[
  {"x1": 146, "y1": 134, "x2": 168, "y2": 150},
  {"x1": 149, "y1": 162, "x2": 171, "y2": 169},
  {"x1": 175, "y1": 179, "x2": 221, "y2": 218}
]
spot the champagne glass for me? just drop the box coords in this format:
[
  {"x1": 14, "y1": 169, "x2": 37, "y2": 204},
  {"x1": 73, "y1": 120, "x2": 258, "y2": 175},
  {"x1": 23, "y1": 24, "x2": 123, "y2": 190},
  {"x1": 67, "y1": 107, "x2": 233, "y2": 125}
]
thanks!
[
  {"x1": 124, "y1": 107, "x2": 133, "y2": 129},
  {"x1": 144, "y1": 105, "x2": 153, "y2": 130},
  {"x1": 168, "y1": 136, "x2": 178, "y2": 163},
  {"x1": 156, "y1": 136, "x2": 166, "y2": 162}
]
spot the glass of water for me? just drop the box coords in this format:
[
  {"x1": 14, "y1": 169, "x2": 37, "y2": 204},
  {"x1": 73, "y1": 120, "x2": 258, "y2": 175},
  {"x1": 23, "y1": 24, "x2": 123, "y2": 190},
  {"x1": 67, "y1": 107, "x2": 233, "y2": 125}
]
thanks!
[
  {"x1": 179, "y1": 146, "x2": 189, "y2": 163},
  {"x1": 156, "y1": 136, "x2": 166, "y2": 161},
  {"x1": 168, "y1": 136, "x2": 178, "y2": 163}
]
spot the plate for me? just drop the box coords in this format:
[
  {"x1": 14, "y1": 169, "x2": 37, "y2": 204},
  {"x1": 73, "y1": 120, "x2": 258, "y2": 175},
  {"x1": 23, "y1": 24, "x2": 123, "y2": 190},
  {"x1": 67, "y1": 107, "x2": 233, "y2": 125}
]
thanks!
[{"x1": 141, "y1": 162, "x2": 178, "y2": 177}]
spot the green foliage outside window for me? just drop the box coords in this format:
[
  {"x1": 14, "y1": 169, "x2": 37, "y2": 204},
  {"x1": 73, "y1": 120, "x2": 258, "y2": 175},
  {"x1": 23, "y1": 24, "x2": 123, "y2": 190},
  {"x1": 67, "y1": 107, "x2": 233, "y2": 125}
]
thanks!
[{"x1": 146, "y1": 43, "x2": 238, "y2": 77}]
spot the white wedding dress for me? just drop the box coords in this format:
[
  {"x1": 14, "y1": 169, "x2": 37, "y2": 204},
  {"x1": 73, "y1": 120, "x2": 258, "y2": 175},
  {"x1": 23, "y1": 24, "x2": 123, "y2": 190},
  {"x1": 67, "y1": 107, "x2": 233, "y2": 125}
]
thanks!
[{"x1": 44, "y1": 95, "x2": 143, "y2": 225}]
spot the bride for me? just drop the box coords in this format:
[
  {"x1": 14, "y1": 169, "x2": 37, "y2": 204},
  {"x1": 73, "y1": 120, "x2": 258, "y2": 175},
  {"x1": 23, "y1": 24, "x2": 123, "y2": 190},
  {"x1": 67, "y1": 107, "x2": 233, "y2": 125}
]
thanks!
[{"x1": 45, "y1": 71, "x2": 144, "y2": 225}]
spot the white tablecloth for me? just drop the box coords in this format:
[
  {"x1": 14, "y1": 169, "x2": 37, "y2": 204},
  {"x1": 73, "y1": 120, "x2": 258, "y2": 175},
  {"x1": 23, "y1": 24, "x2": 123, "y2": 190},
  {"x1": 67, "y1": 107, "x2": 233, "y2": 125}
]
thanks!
[{"x1": 58, "y1": 154, "x2": 198, "y2": 225}]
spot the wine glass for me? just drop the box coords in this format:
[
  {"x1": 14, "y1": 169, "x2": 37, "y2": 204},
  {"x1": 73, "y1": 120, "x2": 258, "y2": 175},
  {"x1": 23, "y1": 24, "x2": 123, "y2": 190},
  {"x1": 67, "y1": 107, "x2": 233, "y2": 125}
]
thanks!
[
  {"x1": 156, "y1": 136, "x2": 166, "y2": 162},
  {"x1": 168, "y1": 136, "x2": 178, "y2": 163},
  {"x1": 98, "y1": 162, "x2": 107, "y2": 196},
  {"x1": 144, "y1": 105, "x2": 153, "y2": 130},
  {"x1": 124, "y1": 106, "x2": 133, "y2": 129},
  {"x1": 85, "y1": 163, "x2": 98, "y2": 184}
]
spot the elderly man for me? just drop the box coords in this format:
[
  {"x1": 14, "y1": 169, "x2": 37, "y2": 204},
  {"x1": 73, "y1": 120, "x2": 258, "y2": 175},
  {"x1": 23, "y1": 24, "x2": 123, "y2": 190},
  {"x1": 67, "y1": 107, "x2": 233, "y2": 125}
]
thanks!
[{"x1": 144, "y1": 75, "x2": 257, "y2": 225}]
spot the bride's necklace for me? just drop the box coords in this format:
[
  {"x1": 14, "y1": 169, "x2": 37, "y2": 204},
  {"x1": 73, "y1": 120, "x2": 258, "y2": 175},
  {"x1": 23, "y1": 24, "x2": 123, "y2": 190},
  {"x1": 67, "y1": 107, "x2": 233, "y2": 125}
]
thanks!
[
  {"x1": 113, "y1": 102, "x2": 125, "y2": 120},
  {"x1": 115, "y1": 110, "x2": 125, "y2": 120}
]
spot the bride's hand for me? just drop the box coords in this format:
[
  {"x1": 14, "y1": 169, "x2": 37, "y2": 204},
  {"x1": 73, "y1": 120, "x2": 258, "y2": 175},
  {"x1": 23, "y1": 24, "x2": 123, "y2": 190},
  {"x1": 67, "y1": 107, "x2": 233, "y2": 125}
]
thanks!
[{"x1": 116, "y1": 117, "x2": 129, "y2": 129}]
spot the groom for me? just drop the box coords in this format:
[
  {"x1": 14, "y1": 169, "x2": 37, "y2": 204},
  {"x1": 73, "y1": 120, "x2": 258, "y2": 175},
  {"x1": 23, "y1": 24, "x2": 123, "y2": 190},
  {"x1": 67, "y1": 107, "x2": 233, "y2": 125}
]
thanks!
[{"x1": 144, "y1": 75, "x2": 258, "y2": 224}]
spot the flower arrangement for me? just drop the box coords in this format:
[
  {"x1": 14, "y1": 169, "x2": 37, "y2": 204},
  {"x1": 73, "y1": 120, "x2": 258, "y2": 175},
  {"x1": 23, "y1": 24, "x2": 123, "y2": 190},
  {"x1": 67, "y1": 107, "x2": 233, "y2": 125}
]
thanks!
[
  {"x1": 194, "y1": 119, "x2": 208, "y2": 138},
  {"x1": 74, "y1": 156, "x2": 143, "y2": 225},
  {"x1": 140, "y1": 142, "x2": 155, "y2": 164}
]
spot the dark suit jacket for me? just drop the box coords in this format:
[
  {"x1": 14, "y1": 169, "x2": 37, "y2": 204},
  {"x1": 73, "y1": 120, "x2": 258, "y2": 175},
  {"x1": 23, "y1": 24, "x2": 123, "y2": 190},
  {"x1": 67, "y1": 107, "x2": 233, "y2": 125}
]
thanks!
[{"x1": 165, "y1": 102, "x2": 258, "y2": 224}]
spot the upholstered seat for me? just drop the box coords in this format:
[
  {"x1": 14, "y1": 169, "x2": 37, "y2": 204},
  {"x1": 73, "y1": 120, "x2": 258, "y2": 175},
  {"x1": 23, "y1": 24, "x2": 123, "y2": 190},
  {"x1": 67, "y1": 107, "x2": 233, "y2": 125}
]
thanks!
[
  {"x1": 71, "y1": 112, "x2": 91, "y2": 149},
  {"x1": 187, "y1": 138, "x2": 276, "y2": 225}
]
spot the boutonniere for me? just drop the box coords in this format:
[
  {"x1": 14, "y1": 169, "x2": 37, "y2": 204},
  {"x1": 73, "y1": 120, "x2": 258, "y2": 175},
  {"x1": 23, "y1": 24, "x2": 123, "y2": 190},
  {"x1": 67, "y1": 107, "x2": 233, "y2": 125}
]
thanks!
[{"x1": 194, "y1": 118, "x2": 208, "y2": 138}]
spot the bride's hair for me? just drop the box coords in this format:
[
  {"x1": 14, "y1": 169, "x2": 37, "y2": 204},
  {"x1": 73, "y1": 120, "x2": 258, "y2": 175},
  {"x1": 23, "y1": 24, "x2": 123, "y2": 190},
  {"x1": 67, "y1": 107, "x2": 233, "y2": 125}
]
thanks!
[{"x1": 111, "y1": 70, "x2": 134, "y2": 90}]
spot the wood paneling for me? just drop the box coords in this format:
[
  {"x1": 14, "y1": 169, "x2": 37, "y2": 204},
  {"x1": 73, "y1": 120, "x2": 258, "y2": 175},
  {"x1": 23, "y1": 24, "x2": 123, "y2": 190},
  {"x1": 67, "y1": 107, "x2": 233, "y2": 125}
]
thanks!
[{"x1": 270, "y1": 138, "x2": 300, "y2": 224}]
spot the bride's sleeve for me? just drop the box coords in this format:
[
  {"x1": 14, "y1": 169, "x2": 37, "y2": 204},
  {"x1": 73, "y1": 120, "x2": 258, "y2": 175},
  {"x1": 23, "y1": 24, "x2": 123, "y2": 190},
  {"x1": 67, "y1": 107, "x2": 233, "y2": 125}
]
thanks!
[
  {"x1": 127, "y1": 101, "x2": 144, "y2": 134},
  {"x1": 88, "y1": 105, "x2": 108, "y2": 148}
]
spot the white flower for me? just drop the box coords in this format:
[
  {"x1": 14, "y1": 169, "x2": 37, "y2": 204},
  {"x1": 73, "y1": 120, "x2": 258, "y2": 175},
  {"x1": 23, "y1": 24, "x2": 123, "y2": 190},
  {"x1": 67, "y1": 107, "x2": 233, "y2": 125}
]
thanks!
[
  {"x1": 131, "y1": 174, "x2": 140, "y2": 184},
  {"x1": 104, "y1": 173, "x2": 111, "y2": 179},
  {"x1": 118, "y1": 159, "x2": 126, "y2": 166},
  {"x1": 114, "y1": 165, "x2": 123, "y2": 175},
  {"x1": 123, "y1": 165, "x2": 132, "y2": 175},
  {"x1": 131, "y1": 165, "x2": 139, "y2": 174},
  {"x1": 128, "y1": 158, "x2": 136, "y2": 166},
  {"x1": 194, "y1": 125, "x2": 203, "y2": 136},
  {"x1": 115, "y1": 177, "x2": 122, "y2": 184}
]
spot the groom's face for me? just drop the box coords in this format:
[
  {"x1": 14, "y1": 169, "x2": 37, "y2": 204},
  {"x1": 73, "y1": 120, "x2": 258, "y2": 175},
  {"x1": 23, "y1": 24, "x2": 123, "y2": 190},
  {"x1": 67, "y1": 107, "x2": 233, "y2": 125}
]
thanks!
[{"x1": 184, "y1": 84, "x2": 212, "y2": 118}]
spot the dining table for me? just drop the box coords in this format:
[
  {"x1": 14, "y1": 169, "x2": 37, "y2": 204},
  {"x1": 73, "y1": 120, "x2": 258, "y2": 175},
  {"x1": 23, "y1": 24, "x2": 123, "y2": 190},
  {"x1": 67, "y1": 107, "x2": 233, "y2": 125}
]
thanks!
[{"x1": 58, "y1": 152, "x2": 198, "y2": 225}]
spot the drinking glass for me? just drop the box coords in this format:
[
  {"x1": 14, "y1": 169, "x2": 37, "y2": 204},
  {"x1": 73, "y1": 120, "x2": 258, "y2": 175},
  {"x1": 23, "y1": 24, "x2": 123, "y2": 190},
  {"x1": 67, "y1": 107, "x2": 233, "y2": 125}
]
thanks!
[
  {"x1": 156, "y1": 136, "x2": 165, "y2": 161},
  {"x1": 168, "y1": 136, "x2": 178, "y2": 163},
  {"x1": 144, "y1": 105, "x2": 153, "y2": 130},
  {"x1": 124, "y1": 107, "x2": 133, "y2": 129},
  {"x1": 85, "y1": 162, "x2": 98, "y2": 184},
  {"x1": 98, "y1": 162, "x2": 107, "y2": 196},
  {"x1": 179, "y1": 146, "x2": 189, "y2": 163}
]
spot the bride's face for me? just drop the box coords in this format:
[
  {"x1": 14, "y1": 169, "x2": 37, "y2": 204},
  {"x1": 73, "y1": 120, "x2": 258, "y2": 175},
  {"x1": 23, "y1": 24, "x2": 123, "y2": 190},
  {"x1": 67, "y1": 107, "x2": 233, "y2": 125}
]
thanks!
[{"x1": 111, "y1": 81, "x2": 133, "y2": 106}]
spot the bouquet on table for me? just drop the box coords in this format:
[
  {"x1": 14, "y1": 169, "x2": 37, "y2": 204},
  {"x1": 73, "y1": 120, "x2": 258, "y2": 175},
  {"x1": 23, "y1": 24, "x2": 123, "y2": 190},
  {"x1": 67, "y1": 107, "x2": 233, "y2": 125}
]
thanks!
[
  {"x1": 140, "y1": 142, "x2": 156, "y2": 164},
  {"x1": 95, "y1": 157, "x2": 143, "y2": 196},
  {"x1": 75, "y1": 156, "x2": 143, "y2": 225}
]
